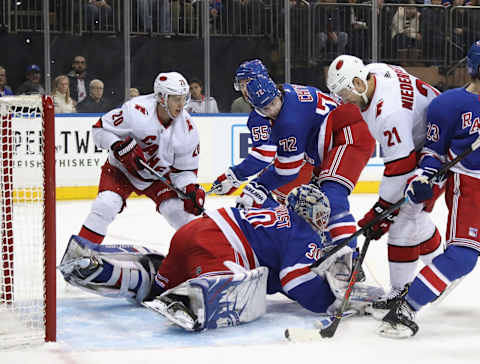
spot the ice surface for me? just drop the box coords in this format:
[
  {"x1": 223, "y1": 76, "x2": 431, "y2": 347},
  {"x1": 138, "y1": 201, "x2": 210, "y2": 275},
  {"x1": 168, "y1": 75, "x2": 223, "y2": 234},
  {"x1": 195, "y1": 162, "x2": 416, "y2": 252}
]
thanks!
[{"x1": 2, "y1": 194, "x2": 480, "y2": 364}]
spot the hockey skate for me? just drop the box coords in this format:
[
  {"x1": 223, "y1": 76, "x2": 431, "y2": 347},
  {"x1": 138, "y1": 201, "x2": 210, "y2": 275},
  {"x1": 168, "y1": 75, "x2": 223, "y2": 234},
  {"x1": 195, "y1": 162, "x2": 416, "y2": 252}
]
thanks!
[
  {"x1": 366, "y1": 284, "x2": 410, "y2": 320},
  {"x1": 143, "y1": 294, "x2": 202, "y2": 331},
  {"x1": 377, "y1": 297, "x2": 418, "y2": 338}
]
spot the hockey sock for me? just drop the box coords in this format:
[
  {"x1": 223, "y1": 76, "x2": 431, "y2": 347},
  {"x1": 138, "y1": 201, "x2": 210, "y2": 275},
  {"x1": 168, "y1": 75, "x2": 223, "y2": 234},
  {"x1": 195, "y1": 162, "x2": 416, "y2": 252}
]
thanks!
[{"x1": 406, "y1": 245, "x2": 478, "y2": 310}]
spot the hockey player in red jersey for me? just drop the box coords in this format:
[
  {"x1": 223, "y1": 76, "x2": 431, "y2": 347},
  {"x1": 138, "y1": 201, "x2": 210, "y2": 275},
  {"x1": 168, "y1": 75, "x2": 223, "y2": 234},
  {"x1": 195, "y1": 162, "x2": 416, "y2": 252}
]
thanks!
[
  {"x1": 78, "y1": 72, "x2": 205, "y2": 244},
  {"x1": 327, "y1": 55, "x2": 444, "y2": 316}
]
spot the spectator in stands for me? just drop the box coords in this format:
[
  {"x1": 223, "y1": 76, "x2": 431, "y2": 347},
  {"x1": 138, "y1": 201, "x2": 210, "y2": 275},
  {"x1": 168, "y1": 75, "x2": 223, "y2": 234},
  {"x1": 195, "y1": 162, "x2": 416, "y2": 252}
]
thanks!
[
  {"x1": 76, "y1": 79, "x2": 111, "y2": 113},
  {"x1": 339, "y1": 0, "x2": 370, "y2": 59},
  {"x1": 68, "y1": 56, "x2": 92, "y2": 104},
  {"x1": 421, "y1": 0, "x2": 446, "y2": 63},
  {"x1": 185, "y1": 79, "x2": 219, "y2": 113},
  {"x1": 391, "y1": 0, "x2": 422, "y2": 58},
  {"x1": 313, "y1": 0, "x2": 349, "y2": 61},
  {"x1": 128, "y1": 88, "x2": 140, "y2": 99},
  {"x1": 52, "y1": 75, "x2": 77, "y2": 114},
  {"x1": 84, "y1": 0, "x2": 114, "y2": 31},
  {"x1": 447, "y1": 0, "x2": 480, "y2": 60},
  {"x1": 16, "y1": 64, "x2": 45, "y2": 95},
  {"x1": 137, "y1": 0, "x2": 172, "y2": 33},
  {"x1": 231, "y1": 95, "x2": 252, "y2": 113},
  {"x1": 0, "y1": 66, "x2": 13, "y2": 97}
]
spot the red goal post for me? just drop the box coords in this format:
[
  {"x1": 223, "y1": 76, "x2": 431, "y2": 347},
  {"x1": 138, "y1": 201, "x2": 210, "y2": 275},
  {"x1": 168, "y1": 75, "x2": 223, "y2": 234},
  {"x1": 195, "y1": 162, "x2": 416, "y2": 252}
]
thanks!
[{"x1": 0, "y1": 95, "x2": 56, "y2": 347}]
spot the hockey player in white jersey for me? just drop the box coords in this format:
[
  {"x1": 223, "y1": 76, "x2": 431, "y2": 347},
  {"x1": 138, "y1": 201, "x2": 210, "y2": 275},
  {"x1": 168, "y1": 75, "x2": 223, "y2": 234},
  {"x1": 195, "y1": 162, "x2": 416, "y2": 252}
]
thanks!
[
  {"x1": 326, "y1": 55, "x2": 444, "y2": 315},
  {"x1": 77, "y1": 72, "x2": 204, "y2": 244}
]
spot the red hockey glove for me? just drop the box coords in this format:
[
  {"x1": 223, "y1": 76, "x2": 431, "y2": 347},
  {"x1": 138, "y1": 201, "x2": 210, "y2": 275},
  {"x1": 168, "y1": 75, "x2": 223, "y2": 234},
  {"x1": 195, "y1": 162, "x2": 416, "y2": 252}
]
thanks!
[
  {"x1": 358, "y1": 198, "x2": 399, "y2": 240},
  {"x1": 183, "y1": 184, "x2": 206, "y2": 215},
  {"x1": 111, "y1": 137, "x2": 146, "y2": 176}
]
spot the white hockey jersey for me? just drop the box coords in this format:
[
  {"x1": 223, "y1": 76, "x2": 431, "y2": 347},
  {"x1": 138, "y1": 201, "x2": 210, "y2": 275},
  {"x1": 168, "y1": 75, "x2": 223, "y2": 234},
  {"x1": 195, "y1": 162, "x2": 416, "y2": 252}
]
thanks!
[
  {"x1": 92, "y1": 94, "x2": 200, "y2": 191},
  {"x1": 362, "y1": 63, "x2": 440, "y2": 202}
]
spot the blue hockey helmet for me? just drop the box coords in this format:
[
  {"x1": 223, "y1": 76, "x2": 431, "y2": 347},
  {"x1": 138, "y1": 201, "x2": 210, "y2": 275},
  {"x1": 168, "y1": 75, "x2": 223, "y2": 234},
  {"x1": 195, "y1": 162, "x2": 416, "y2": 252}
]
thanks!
[
  {"x1": 245, "y1": 75, "x2": 279, "y2": 109},
  {"x1": 467, "y1": 40, "x2": 480, "y2": 77},
  {"x1": 234, "y1": 59, "x2": 269, "y2": 91},
  {"x1": 287, "y1": 184, "x2": 331, "y2": 235}
]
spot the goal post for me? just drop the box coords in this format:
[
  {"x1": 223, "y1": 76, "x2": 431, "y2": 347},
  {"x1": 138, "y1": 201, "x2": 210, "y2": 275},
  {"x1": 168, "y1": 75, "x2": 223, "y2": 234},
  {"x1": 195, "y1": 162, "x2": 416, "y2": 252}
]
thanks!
[{"x1": 0, "y1": 95, "x2": 56, "y2": 347}]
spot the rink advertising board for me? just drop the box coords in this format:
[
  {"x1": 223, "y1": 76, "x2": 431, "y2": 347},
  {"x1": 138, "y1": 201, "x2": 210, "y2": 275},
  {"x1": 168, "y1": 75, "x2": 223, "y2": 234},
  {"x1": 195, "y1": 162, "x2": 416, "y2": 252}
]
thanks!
[{"x1": 13, "y1": 113, "x2": 384, "y2": 200}]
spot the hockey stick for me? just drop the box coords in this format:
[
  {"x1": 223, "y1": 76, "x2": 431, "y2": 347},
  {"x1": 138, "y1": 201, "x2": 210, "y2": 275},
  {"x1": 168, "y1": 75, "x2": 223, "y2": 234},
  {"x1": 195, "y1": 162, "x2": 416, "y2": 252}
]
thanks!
[
  {"x1": 138, "y1": 159, "x2": 205, "y2": 213},
  {"x1": 311, "y1": 133, "x2": 480, "y2": 271},
  {"x1": 286, "y1": 134, "x2": 480, "y2": 340},
  {"x1": 319, "y1": 235, "x2": 372, "y2": 338}
]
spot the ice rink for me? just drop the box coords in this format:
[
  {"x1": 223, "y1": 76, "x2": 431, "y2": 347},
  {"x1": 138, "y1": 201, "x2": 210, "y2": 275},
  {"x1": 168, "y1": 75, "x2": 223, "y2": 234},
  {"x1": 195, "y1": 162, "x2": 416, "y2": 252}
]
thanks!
[{"x1": 2, "y1": 194, "x2": 480, "y2": 363}]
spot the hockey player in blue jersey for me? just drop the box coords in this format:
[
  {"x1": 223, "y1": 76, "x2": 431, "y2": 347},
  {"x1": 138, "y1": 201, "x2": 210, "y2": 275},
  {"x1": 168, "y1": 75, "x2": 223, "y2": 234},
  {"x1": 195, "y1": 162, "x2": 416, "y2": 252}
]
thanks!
[
  {"x1": 378, "y1": 40, "x2": 480, "y2": 338},
  {"x1": 212, "y1": 59, "x2": 313, "y2": 204},
  {"x1": 236, "y1": 74, "x2": 375, "y2": 248},
  {"x1": 59, "y1": 185, "x2": 383, "y2": 331}
]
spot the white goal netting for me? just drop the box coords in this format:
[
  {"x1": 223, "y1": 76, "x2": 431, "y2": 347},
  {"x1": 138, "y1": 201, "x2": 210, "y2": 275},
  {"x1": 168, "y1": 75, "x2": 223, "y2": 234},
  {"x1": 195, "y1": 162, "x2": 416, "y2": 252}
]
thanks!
[{"x1": 0, "y1": 95, "x2": 56, "y2": 348}]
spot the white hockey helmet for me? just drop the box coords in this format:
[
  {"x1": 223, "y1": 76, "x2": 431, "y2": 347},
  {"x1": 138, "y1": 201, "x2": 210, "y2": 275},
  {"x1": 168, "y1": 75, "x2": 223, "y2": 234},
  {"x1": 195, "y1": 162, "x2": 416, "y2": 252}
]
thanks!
[
  {"x1": 327, "y1": 55, "x2": 369, "y2": 103},
  {"x1": 153, "y1": 72, "x2": 190, "y2": 109}
]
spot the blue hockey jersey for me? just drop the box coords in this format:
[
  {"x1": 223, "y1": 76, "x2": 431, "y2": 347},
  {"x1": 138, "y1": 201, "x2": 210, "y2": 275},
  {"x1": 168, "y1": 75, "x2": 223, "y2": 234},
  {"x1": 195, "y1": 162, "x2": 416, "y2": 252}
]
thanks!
[
  {"x1": 421, "y1": 87, "x2": 480, "y2": 175},
  {"x1": 230, "y1": 110, "x2": 276, "y2": 180},
  {"x1": 207, "y1": 205, "x2": 336, "y2": 313}
]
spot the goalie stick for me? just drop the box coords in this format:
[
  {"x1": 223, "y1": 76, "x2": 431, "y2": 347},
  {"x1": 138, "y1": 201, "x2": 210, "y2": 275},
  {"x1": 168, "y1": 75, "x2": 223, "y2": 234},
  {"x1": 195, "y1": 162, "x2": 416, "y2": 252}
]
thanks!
[
  {"x1": 286, "y1": 133, "x2": 480, "y2": 340},
  {"x1": 138, "y1": 159, "x2": 205, "y2": 213}
]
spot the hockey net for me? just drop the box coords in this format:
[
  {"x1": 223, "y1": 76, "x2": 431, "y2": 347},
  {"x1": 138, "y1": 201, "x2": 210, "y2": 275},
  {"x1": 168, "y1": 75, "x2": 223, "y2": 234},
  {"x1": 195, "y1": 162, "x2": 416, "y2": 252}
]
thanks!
[{"x1": 0, "y1": 95, "x2": 56, "y2": 348}]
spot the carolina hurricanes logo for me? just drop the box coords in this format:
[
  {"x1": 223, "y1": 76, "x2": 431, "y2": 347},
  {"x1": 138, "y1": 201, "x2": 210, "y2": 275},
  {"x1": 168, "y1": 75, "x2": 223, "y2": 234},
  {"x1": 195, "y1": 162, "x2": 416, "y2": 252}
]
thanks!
[
  {"x1": 376, "y1": 100, "x2": 384, "y2": 117},
  {"x1": 336, "y1": 60, "x2": 344, "y2": 70},
  {"x1": 159, "y1": 76, "x2": 167, "y2": 81}
]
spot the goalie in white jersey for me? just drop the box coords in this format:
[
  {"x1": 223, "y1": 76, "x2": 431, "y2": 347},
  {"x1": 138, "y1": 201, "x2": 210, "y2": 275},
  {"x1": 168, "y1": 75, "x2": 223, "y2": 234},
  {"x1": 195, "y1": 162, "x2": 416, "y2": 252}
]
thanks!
[
  {"x1": 327, "y1": 55, "x2": 444, "y2": 314},
  {"x1": 77, "y1": 72, "x2": 204, "y2": 244}
]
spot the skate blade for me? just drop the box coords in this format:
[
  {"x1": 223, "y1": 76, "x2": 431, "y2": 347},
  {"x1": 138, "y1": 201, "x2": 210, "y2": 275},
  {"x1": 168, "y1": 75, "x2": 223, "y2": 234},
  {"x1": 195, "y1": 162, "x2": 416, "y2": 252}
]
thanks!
[{"x1": 376, "y1": 321, "x2": 414, "y2": 339}]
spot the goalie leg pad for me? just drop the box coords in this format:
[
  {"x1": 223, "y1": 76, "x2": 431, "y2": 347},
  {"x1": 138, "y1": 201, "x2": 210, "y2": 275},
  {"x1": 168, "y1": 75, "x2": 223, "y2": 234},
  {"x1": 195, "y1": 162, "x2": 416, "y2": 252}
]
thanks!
[
  {"x1": 59, "y1": 235, "x2": 164, "y2": 303},
  {"x1": 143, "y1": 265, "x2": 269, "y2": 331}
]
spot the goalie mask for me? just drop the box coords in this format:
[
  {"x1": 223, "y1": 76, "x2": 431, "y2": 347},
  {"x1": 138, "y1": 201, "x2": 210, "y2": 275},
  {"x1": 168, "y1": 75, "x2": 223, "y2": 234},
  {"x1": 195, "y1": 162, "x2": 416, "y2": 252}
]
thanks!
[
  {"x1": 234, "y1": 59, "x2": 269, "y2": 91},
  {"x1": 327, "y1": 55, "x2": 369, "y2": 104},
  {"x1": 467, "y1": 40, "x2": 480, "y2": 78},
  {"x1": 154, "y1": 72, "x2": 190, "y2": 119},
  {"x1": 287, "y1": 184, "x2": 330, "y2": 235}
]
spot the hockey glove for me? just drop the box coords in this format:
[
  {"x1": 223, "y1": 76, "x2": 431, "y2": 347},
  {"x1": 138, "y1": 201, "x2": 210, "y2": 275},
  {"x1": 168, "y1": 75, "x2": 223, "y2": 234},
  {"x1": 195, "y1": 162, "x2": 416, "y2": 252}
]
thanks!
[
  {"x1": 404, "y1": 167, "x2": 441, "y2": 204},
  {"x1": 311, "y1": 245, "x2": 353, "y2": 278},
  {"x1": 183, "y1": 184, "x2": 206, "y2": 215},
  {"x1": 211, "y1": 168, "x2": 244, "y2": 195},
  {"x1": 358, "y1": 198, "x2": 399, "y2": 240},
  {"x1": 111, "y1": 137, "x2": 146, "y2": 176},
  {"x1": 235, "y1": 181, "x2": 269, "y2": 210}
]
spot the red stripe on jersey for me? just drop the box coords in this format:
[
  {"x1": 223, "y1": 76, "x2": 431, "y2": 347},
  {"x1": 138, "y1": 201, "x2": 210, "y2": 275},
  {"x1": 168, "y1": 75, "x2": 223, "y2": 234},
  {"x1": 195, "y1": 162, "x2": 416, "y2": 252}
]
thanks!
[
  {"x1": 420, "y1": 228, "x2": 441, "y2": 255},
  {"x1": 388, "y1": 244, "x2": 419, "y2": 262},
  {"x1": 329, "y1": 224, "x2": 356, "y2": 240},
  {"x1": 280, "y1": 266, "x2": 311, "y2": 287},
  {"x1": 218, "y1": 208, "x2": 257, "y2": 269},
  {"x1": 274, "y1": 157, "x2": 304, "y2": 170},
  {"x1": 79, "y1": 225, "x2": 104, "y2": 244},
  {"x1": 252, "y1": 147, "x2": 276, "y2": 158},
  {"x1": 419, "y1": 265, "x2": 447, "y2": 293},
  {"x1": 384, "y1": 150, "x2": 417, "y2": 177},
  {"x1": 93, "y1": 118, "x2": 102, "y2": 128}
]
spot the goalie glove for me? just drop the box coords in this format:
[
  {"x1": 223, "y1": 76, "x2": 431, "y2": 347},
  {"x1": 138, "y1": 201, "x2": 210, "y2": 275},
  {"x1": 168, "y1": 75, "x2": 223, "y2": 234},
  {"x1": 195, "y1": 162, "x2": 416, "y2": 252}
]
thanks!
[
  {"x1": 311, "y1": 245, "x2": 353, "y2": 278},
  {"x1": 358, "y1": 198, "x2": 399, "y2": 240},
  {"x1": 183, "y1": 184, "x2": 206, "y2": 215},
  {"x1": 211, "y1": 168, "x2": 244, "y2": 195},
  {"x1": 235, "y1": 181, "x2": 269, "y2": 210},
  {"x1": 111, "y1": 137, "x2": 147, "y2": 176}
]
